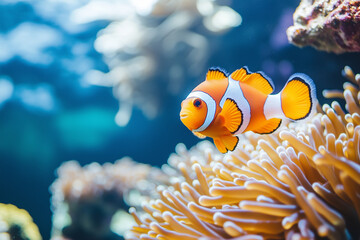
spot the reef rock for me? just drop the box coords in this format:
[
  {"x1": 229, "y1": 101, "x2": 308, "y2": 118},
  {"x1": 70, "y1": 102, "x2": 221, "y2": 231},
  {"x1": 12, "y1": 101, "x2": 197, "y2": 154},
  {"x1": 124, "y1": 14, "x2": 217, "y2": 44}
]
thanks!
[{"x1": 287, "y1": 0, "x2": 360, "y2": 54}]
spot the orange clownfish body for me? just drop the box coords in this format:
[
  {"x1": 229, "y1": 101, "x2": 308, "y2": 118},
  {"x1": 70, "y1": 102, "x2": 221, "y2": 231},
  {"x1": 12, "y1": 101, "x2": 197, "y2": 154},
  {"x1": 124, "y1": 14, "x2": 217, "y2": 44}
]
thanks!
[{"x1": 180, "y1": 67, "x2": 317, "y2": 153}]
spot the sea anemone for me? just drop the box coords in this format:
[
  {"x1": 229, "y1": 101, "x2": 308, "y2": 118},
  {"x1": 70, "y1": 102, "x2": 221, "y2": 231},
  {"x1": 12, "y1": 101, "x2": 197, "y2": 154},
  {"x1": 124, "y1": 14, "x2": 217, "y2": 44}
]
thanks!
[
  {"x1": 127, "y1": 66, "x2": 360, "y2": 240},
  {"x1": 0, "y1": 203, "x2": 42, "y2": 240}
]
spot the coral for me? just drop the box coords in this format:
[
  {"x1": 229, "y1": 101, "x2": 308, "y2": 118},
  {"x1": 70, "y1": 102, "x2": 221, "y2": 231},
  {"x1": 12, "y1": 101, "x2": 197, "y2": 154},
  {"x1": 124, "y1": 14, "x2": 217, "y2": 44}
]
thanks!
[
  {"x1": 50, "y1": 158, "x2": 169, "y2": 240},
  {"x1": 127, "y1": 66, "x2": 360, "y2": 239},
  {"x1": 287, "y1": 0, "x2": 360, "y2": 54},
  {"x1": 0, "y1": 203, "x2": 42, "y2": 240},
  {"x1": 79, "y1": 0, "x2": 241, "y2": 126}
]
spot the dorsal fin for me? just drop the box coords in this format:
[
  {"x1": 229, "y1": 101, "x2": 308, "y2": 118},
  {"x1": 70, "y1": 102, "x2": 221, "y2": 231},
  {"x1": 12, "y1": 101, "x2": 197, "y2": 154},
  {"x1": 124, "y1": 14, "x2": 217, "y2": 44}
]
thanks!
[
  {"x1": 206, "y1": 67, "x2": 228, "y2": 81},
  {"x1": 231, "y1": 67, "x2": 274, "y2": 95}
]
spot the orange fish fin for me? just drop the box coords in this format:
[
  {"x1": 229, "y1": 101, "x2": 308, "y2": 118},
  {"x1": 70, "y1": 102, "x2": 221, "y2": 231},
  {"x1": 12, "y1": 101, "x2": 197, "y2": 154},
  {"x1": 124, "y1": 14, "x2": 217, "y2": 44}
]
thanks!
[
  {"x1": 231, "y1": 67, "x2": 274, "y2": 95},
  {"x1": 253, "y1": 118, "x2": 282, "y2": 134},
  {"x1": 220, "y1": 135, "x2": 239, "y2": 152},
  {"x1": 230, "y1": 68, "x2": 247, "y2": 81},
  {"x1": 193, "y1": 131, "x2": 206, "y2": 139},
  {"x1": 214, "y1": 138, "x2": 227, "y2": 154},
  {"x1": 281, "y1": 73, "x2": 316, "y2": 120},
  {"x1": 206, "y1": 67, "x2": 228, "y2": 81},
  {"x1": 219, "y1": 98, "x2": 243, "y2": 134}
]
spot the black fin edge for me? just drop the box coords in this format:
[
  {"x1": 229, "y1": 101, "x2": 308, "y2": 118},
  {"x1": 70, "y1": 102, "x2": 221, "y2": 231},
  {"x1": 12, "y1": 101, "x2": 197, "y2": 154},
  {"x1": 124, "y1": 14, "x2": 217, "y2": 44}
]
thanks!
[
  {"x1": 286, "y1": 74, "x2": 316, "y2": 121},
  {"x1": 208, "y1": 67, "x2": 229, "y2": 77},
  {"x1": 227, "y1": 136, "x2": 239, "y2": 152},
  {"x1": 241, "y1": 66, "x2": 275, "y2": 91},
  {"x1": 254, "y1": 119, "x2": 282, "y2": 135},
  {"x1": 226, "y1": 98, "x2": 243, "y2": 134}
]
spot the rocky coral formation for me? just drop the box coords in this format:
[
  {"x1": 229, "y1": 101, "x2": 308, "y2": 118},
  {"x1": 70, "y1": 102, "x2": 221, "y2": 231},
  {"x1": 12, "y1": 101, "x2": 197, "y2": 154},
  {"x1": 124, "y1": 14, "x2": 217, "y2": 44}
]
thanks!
[
  {"x1": 0, "y1": 203, "x2": 42, "y2": 240},
  {"x1": 127, "y1": 66, "x2": 360, "y2": 239},
  {"x1": 50, "y1": 158, "x2": 170, "y2": 240},
  {"x1": 287, "y1": 0, "x2": 360, "y2": 54}
]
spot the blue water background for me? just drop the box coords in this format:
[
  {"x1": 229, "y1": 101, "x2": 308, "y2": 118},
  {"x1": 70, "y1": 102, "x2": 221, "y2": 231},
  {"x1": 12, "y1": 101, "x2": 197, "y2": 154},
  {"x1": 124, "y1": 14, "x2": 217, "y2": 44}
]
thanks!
[{"x1": 0, "y1": 0, "x2": 359, "y2": 239}]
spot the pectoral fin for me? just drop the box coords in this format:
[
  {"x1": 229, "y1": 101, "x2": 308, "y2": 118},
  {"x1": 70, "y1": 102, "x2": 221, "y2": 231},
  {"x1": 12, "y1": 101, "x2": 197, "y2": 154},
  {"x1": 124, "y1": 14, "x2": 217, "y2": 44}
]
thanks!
[{"x1": 219, "y1": 98, "x2": 243, "y2": 134}]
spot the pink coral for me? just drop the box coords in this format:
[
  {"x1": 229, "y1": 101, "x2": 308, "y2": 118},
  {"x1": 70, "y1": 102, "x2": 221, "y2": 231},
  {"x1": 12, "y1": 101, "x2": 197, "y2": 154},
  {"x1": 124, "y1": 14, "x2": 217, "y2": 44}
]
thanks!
[{"x1": 287, "y1": 0, "x2": 360, "y2": 54}]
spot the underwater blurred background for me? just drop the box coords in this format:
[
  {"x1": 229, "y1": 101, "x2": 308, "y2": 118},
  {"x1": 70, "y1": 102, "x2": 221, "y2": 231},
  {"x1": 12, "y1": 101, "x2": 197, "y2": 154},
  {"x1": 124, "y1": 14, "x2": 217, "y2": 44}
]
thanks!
[{"x1": 0, "y1": 0, "x2": 358, "y2": 239}]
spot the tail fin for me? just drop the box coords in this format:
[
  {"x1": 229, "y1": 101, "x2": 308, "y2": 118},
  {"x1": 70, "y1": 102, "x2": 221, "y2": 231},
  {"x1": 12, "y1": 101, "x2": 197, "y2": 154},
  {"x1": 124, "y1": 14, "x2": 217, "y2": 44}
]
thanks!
[{"x1": 280, "y1": 73, "x2": 317, "y2": 120}]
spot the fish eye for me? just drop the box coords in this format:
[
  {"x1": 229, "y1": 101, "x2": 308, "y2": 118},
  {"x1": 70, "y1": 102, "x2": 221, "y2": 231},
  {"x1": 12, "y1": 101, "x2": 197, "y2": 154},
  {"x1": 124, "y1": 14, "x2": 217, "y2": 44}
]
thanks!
[{"x1": 193, "y1": 99, "x2": 202, "y2": 108}]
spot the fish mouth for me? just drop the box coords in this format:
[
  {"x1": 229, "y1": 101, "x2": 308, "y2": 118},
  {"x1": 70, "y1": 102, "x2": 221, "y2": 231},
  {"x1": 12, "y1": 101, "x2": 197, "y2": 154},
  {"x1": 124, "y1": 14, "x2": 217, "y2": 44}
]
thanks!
[
  {"x1": 180, "y1": 112, "x2": 188, "y2": 119},
  {"x1": 180, "y1": 111, "x2": 195, "y2": 131},
  {"x1": 180, "y1": 110, "x2": 189, "y2": 120}
]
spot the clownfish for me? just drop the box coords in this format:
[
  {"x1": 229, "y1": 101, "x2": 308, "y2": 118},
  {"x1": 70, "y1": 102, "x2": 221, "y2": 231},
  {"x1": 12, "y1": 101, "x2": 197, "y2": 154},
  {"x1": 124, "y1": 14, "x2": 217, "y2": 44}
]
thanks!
[{"x1": 180, "y1": 67, "x2": 316, "y2": 153}]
